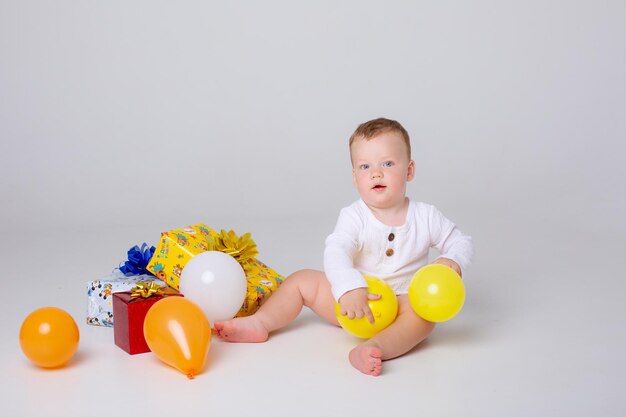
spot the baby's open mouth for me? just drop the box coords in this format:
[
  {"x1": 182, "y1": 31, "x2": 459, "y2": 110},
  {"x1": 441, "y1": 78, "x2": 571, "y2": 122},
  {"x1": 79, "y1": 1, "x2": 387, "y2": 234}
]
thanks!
[{"x1": 372, "y1": 185, "x2": 386, "y2": 191}]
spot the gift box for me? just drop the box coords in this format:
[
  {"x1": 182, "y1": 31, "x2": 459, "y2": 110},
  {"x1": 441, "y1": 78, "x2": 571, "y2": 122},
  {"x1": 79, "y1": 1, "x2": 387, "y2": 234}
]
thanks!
[
  {"x1": 237, "y1": 258, "x2": 284, "y2": 317},
  {"x1": 86, "y1": 270, "x2": 166, "y2": 327},
  {"x1": 147, "y1": 224, "x2": 213, "y2": 288},
  {"x1": 147, "y1": 224, "x2": 284, "y2": 317},
  {"x1": 113, "y1": 282, "x2": 183, "y2": 354}
]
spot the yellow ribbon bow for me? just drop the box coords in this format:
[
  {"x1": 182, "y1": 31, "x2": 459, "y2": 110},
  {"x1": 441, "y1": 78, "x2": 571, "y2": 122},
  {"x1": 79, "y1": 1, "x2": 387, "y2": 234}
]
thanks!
[
  {"x1": 130, "y1": 281, "x2": 164, "y2": 299},
  {"x1": 207, "y1": 230, "x2": 258, "y2": 272}
]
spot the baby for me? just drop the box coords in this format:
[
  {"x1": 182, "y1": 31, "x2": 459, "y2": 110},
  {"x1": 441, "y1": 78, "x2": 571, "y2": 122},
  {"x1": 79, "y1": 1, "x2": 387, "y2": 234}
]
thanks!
[{"x1": 215, "y1": 118, "x2": 474, "y2": 376}]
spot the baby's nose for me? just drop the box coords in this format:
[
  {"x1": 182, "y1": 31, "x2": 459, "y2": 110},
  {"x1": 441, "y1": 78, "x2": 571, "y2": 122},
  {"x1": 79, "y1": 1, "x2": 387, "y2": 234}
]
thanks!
[{"x1": 371, "y1": 169, "x2": 383, "y2": 178}]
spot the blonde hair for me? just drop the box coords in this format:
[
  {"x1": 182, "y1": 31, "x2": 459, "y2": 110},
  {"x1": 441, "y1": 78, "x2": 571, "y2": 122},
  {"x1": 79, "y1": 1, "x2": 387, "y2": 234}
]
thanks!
[{"x1": 349, "y1": 117, "x2": 411, "y2": 159}]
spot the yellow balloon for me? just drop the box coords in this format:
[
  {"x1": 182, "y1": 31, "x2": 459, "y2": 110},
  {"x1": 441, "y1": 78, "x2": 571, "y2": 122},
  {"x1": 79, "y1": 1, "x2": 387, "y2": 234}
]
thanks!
[
  {"x1": 408, "y1": 264, "x2": 465, "y2": 322},
  {"x1": 19, "y1": 307, "x2": 80, "y2": 368},
  {"x1": 143, "y1": 297, "x2": 212, "y2": 379},
  {"x1": 335, "y1": 276, "x2": 398, "y2": 339}
]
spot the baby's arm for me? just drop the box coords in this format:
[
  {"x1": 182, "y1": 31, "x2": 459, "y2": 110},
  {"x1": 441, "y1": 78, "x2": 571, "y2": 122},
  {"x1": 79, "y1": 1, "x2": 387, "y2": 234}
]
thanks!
[
  {"x1": 428, "y1": 206, "x2": 474, "y2": 275},
  {"x1": 325, "y1": 206, "x2": 377, "y2": 321}
]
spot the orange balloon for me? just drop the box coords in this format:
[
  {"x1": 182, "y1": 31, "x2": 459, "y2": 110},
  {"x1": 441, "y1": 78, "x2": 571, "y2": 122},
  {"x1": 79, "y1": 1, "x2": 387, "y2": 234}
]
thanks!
[
  {"x1": 143, "y1": 297, "x2": 211, "y2": 379},
  {"x1": 19, "y1": 307, "x2": 80, "y2": 368}
]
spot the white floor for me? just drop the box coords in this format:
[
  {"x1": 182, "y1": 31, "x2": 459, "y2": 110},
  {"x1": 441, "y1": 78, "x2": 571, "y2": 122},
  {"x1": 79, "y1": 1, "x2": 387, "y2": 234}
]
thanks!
[{"x1": 2, "y1": 214, "x2": 625, "y2": 417}]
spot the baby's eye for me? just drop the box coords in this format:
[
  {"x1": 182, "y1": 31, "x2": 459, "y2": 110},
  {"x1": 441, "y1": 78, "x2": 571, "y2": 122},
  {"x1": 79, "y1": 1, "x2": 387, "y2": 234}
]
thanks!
[
  {"x1": 382, "y1": 161, "x2": 394, "y2": 168},
  {"x1": 360, "y1": 164, "x2": 370, "y2": 170}
]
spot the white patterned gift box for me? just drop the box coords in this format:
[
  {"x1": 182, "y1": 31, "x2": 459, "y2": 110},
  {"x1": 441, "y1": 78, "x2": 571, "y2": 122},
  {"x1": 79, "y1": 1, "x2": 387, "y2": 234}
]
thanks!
[{"x1": 86, "y1": 270, "x2": 165, "y2": 327}]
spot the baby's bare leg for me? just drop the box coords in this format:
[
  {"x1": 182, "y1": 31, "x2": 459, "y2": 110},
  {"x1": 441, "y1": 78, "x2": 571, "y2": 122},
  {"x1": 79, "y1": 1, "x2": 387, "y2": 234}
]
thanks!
[
  {"x1": 214, "y1": 269, "x2": 338, "y2": 342},
  {"x1": 349, "y1": 295, "x2": 435, "y2": 376}
]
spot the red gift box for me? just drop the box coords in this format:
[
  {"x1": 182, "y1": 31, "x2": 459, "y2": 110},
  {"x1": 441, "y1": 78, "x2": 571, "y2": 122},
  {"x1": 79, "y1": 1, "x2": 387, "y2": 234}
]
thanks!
[{"x1": 113, "y1": 286, "x2": 183, "y2": 354}]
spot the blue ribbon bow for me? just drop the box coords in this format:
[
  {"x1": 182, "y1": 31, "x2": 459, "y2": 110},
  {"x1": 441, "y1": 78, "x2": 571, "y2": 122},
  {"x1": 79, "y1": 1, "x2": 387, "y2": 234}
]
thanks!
[{"x1": 119, "y1": 243, "x2": 156, "y2": 276}]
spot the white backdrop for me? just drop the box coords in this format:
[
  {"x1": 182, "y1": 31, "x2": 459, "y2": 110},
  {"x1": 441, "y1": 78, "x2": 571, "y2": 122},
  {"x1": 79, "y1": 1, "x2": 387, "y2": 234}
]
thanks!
[
  {"x1": 2, "y1": 1, "x2": 624, "y2": 236},
  {"x1": 1, "y1": 2, "x2": 625, "y2": 416}
]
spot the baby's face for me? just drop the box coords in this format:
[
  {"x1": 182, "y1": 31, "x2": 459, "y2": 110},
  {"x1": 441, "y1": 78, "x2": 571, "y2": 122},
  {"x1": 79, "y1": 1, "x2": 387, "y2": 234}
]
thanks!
[{"x1": 350, "y1": 131, "x2": 414, "y2": 211}]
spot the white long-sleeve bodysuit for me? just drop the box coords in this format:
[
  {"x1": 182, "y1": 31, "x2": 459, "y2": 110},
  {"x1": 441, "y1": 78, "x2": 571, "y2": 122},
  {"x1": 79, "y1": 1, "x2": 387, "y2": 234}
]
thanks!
[{"x1": 324, "y1": 199, "x2": 474, "y2": 301}]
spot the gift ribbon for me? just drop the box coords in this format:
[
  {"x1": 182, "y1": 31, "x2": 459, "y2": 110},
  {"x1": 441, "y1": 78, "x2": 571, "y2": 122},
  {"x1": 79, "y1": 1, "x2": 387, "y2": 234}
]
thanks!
[
  {"x1": 130, "y1": 281, "x2": 164, "y2": 300},
  {"x1": 208, "y1": 230, "x2": 259, "y2": 272},
  {"x1": 119, "y1": 243, "x2": 156, "y2": 276}
]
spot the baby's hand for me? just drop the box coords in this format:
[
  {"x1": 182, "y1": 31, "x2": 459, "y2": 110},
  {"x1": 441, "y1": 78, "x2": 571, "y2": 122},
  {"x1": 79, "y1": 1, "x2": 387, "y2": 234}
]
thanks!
[
  {"x1": 433, "y1": 257, "x2": 462, "y2": 277},
  {"x1": 338, "y1": 288, "x2": 381, "y2": 324}
]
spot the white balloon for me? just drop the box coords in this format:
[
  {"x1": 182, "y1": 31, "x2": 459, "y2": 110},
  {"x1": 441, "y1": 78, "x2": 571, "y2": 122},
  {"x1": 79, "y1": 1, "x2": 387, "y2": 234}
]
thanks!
[{"x1": 179, "y1": 251, "x2": 247, "y2": 323}]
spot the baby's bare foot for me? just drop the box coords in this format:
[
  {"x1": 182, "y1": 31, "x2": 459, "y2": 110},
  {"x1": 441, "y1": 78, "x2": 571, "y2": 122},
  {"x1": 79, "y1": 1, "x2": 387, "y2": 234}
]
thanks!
[
  {"x1": 214, "y1": 316, "x2": 269, "y2": 343},
  {"x1": 349, "y1": 344, "x2": 382, "y2": 376}
]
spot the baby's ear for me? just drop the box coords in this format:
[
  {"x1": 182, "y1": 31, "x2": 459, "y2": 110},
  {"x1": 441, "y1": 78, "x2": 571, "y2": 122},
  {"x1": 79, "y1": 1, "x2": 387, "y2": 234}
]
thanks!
[{"x1": 407, "y1": 160, "x2": 416, "y2": 181}]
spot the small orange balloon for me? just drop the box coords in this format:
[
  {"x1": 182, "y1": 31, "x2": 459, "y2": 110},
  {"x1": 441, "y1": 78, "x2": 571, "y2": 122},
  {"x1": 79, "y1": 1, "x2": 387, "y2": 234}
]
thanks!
[
  {"x1": 19, "y1": 307, "x2": 80, "y2": 368},
  {"x1": 144, "y1": 297, "x2": 211, "y2": 379}
]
